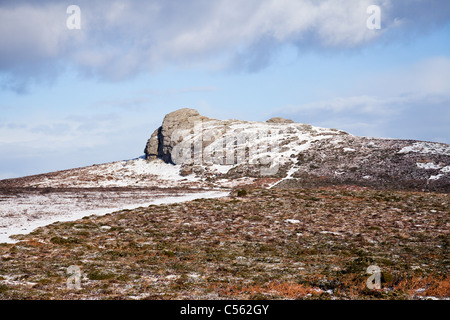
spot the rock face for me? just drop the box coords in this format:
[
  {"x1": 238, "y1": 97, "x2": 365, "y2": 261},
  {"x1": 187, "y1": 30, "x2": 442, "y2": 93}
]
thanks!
[
  {"x1": 144, "y1": 108, "x2": 211, "y2": 163},
  {"x1": 145, "y1": 108, "x2": 450, "y2": 192}
]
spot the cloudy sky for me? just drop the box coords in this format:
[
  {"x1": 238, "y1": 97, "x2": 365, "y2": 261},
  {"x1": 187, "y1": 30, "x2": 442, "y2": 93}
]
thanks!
[{"x1": 1, "y1": 0, "x2": 449, "y2": 179}]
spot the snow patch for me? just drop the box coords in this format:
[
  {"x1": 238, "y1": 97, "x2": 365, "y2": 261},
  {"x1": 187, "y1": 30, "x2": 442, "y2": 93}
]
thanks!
[
  {"x1": 399, "y1": 142, "x2": 450, "y2": 156},
  {"x1": 28, "y1": 158, "x2": 204, "y2": 189},
  {"x1": 0, "y1": 190, "x2": 229, "y2": 244},
  {"x1": 209, "y1": 164, "x2": 233, "y2": 174},
  {"x1": 416, "y1": 162, "x2": 442, "y2": 170},
  {"x1": 320, "y1": 231, "x2": 342, "y2": 236},
  {"x1": 440, "y1": 166, "x2": 450, "y2": 173},
  {"x1": 215, "y1": 177, "x2": 256, "y2": 188},
  {"x1": 428, "y1": 174, "x2": 444, "y2": 181}
]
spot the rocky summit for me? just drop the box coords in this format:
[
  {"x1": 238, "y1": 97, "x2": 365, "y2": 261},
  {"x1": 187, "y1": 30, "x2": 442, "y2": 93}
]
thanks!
[{"x1": 144, "y1": 108, "x2": 450, "y2": 192}]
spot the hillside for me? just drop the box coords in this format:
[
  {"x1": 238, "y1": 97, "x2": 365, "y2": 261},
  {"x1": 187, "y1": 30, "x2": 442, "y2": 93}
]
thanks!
[
  {"x1": 2, "y1": 108, "x2": 449, "y2": 192},
  {"x1": 0, "y1": 108, "x2": 449, "y2": 300},
  {"x1": 144, "y1": 108, "x2": 450, "y2": 192},
  {"x1": 1, "y1": 186, "x2": 448, "y2": 300}
]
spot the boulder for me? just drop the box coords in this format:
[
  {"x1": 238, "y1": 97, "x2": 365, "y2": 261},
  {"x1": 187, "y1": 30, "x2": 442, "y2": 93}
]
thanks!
[
  {"x1": 144, "y1": 108, "x2": 212, "y2": 163},
  {"x1": 267, "y1": 117, "x2": 294, "y2": 124},
  {"x1": 144, "y1": 127, "x2": 160, "y2": 159}
]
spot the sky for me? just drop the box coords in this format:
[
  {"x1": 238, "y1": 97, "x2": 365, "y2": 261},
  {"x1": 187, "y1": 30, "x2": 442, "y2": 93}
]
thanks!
[{"x1": 0, "y1": 0, "x2": 449, "y2": 179}]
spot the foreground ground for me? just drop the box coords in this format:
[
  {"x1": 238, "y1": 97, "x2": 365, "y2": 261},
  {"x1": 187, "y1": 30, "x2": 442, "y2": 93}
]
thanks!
[{"x1": 0, "y1": 186, "x2": 448, "y2": 299}]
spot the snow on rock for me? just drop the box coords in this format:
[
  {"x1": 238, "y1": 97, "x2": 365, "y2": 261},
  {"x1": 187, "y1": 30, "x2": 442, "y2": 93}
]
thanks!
[
  {"x1": 139, "y1": 108, "x2": 449, "y2": 192},
  {"x1": 164, "y1": 116, "x2": 344, "y2": 180}
]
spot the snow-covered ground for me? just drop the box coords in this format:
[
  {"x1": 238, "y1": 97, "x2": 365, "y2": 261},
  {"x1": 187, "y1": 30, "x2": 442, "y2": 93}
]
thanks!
[
  {"x1": 12, "y1": 156, "x2": 261, "y2": 189},
  {"x1": 0, "y1": 156, "x2": 259, "y2": 244},
  {"x1": 0, "y1": 189, "x2": 229, "y2": 244},
  {"x1": 416, "y1": 162, "x2": 443, "y2": 170},
  {"x1": 1, "y1": 121, "x2": 449, "y2": 245},
  {"x1": 25, "y1": 158, "x2": 204, "y2": 188},
  {"x1": 399, "y1": 142, "x2": 450, "y2": 156}
]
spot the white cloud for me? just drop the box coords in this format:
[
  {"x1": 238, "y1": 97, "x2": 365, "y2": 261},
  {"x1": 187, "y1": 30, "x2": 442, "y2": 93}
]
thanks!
[
  {"x1": 276, "y1": 56, "x2": 450, "y2": 141},
  {"x1": 92, "y1": 97, "x2": 153, "y2": 111},
  {"x1": 280, "y1": 95, "x2": 408, "y2": 116},
  {"x1": 0, "y1": 4, "x2": 69, "y2": 63},
  {"x1": 281, "y1": 56, "x2": 450, "y2": 112},
  {"x1": 407, "y1": 57, "x2": 450, "y2": 96},
  {"x1": 1, "y1": 0, "x2": 449, "y2": 88},
  {"x1": 0, "y1": 113, "x2": 122, "y2": 151}
]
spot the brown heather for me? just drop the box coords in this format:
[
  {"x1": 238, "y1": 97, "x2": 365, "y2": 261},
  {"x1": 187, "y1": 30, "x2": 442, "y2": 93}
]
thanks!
[{"x1": 0, "y1": 185, "x2": 448, "y2": 300}]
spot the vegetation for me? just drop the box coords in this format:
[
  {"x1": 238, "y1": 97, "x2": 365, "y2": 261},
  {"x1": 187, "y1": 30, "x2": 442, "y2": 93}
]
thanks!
[{"x1": 0, "y1": 186, "x2": 448, "y2": 300}]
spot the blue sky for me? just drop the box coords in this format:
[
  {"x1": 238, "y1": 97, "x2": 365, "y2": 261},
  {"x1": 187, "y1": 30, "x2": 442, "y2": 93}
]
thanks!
[{"x1": 1, "y1": 0, "x2": 449, "y2": 179}]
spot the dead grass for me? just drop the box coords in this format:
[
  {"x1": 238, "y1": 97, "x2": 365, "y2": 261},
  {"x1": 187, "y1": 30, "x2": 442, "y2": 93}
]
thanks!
[
  {"x1": 209, "y1": 281, "x2": 317, "y2": 299},
  {"x1": 0, "y1": 186, "x2": 448, "y2": 300},
  {"x1": 394, "y1": 276, "x2": 450, "y2": 298}
]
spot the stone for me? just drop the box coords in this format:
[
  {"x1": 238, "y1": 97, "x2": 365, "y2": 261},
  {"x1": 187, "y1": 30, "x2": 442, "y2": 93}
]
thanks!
[
  {"x1": 142, "y1": 108, "x2": 450, "y2": 192},
  {"x1": 266, "y1": 117, "x2": 294, "y2": 124},
  {"x1": 144, "y1": 108, "x2": 212, "y2": 163},
  {"x1": 144, "y1": 127, "x2": 160, "y2": 159}
]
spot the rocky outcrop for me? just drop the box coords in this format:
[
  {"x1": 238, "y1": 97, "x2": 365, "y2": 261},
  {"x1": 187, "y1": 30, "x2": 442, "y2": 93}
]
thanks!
[
  {"x1": 144, "y1": 127, "x2": 160, "y2": 159},
  {"x1": 145, "y1": 108, "x2": 450, "y2": 192},
  {"x1": 266, "y1": 117, "x2": 294, "y2": 124},
  {"x1": 144, "y1": 108, "x2": 212, "y2": 163}
]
